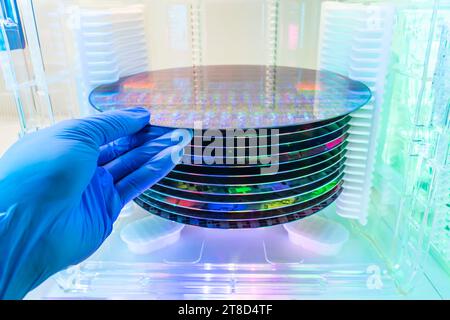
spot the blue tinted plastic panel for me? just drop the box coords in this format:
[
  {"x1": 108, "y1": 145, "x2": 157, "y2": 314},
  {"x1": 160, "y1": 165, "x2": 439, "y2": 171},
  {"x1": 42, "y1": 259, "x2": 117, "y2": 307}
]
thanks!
[{"x1": 0, "y1": 0, "x2": 25, "y2": 50}]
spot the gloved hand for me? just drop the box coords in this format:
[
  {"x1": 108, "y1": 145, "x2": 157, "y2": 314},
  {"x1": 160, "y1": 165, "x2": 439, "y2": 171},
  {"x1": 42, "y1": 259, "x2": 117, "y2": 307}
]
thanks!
[{"x1": 0, "y1": 107, "x2": 192, "y2": 299}]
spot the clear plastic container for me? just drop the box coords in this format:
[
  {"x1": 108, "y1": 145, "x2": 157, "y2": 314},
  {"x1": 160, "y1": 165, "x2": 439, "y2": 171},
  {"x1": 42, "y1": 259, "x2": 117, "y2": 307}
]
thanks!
[{"x1": 0, "y1": 0, "x2": 449, "y2": 299}]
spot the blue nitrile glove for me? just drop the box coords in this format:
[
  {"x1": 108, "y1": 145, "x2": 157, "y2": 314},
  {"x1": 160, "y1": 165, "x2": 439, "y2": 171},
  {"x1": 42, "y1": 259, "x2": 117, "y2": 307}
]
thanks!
[{"x1": 0, "y1": 107, "x2": 192, "y2": 300}]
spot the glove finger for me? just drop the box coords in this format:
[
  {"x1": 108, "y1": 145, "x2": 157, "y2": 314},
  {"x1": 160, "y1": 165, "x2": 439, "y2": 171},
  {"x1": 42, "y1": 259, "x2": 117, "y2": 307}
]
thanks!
[
  {"x1": 115, "y1": 131, "x2": 191, "y2": 204},
  {"x1": 103, "y1": 130, "x2": 183, "y2": 182},
  {"x1": 98, "y1": 125, "x2": 174, "y2": 166},
  {"x1": 115, "y1": 145, "x2": 183, "y2": 205},
  {"x1": 63, "y1": 107, "x2": 150, "y2": 147}
]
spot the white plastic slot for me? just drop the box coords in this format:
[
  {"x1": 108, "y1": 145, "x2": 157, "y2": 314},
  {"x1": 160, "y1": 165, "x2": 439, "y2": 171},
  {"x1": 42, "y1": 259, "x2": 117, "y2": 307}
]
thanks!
[{"x1": 318, "y1": 1, "x2": 395, "y2": 225}]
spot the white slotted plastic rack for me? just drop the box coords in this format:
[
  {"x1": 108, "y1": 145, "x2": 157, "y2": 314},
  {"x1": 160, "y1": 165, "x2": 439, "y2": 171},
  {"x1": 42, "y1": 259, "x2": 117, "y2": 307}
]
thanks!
[
  {"x1": 74, "y1": 4, "x2": 149, "y2": 113},
  {"x1": 318, "y1": 2, "x2": 395, "y2": 225}
]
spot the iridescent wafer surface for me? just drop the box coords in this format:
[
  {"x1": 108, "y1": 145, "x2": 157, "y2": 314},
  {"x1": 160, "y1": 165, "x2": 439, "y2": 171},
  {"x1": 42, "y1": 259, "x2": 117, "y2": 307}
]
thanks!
[{"x1": 89, "y1": 65, "x2": 371, "y2": 129}]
